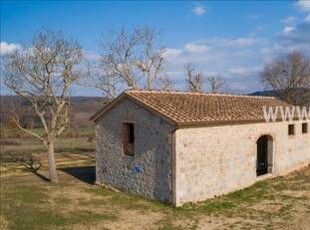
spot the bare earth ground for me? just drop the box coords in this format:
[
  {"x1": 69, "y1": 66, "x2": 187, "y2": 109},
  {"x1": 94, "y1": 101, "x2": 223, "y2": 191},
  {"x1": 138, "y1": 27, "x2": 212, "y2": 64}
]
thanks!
[{"x1": 0, "y1": 137, "x2": 310, "y2": 230}]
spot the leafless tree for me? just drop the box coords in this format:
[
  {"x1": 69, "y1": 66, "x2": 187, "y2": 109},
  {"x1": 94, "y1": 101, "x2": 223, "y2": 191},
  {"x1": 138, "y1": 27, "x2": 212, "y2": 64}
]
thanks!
[
  {"x1": 261, "y1": 51, "x2": 310, "y2": 105},
  {"x1": 184, "y1": 63, "x2": 204, "y2": 93},
  {"x1": 206, "y1": 75, "x2": 227, "y2": 93},
  {"x1": 83, "y1": 27, "x2": 172, "y2": 97},
  {"x1": 80, "y1": 62, "x2": 119, "y2": 98},
  {"x1": 3, "y1": 30, "x2": 84, "y2": 182}
]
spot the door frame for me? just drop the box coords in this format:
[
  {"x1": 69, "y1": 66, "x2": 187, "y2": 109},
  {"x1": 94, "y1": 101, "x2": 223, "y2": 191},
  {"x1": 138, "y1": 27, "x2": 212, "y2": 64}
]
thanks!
[{"x1": 256, "y1": 135, "x2": 274, "y2": 177}]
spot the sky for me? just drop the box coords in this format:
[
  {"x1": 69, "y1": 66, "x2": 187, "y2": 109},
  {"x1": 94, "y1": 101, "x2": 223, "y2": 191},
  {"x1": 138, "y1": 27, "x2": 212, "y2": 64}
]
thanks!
[{"x1": 1, "y1": 0, "x2": 310, "y2": 96}]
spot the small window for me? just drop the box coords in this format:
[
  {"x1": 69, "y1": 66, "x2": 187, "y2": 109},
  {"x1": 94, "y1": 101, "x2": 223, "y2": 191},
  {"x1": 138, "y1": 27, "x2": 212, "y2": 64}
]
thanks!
[
  {"x1": 122, "y1": 123, "x2": 135, "y2": 156},
  {"x1": 302, "y1": 123, "x2": 308, "y2": 134},
  {"x1": 288, "y1": 124, "x2": 295, "y2": 136}
]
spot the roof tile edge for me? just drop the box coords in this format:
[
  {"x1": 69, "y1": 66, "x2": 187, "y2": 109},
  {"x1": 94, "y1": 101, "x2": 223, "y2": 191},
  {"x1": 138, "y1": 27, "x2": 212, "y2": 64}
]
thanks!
[{"x1": 125, "y1": 89, "x2": 277, "y2": 99}]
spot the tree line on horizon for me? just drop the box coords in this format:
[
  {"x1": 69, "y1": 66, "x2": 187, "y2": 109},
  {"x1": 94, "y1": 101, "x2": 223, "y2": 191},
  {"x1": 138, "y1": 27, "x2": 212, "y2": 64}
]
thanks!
[{"x1": 2, "y1": 28, "x2": 310, "y2": 183}]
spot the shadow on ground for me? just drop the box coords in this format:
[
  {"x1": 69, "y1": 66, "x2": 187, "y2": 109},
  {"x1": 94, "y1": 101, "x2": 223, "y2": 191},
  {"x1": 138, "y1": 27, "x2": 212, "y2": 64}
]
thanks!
[{"x1": 60, "y1": 166, "x2": 96, "y2": 184}]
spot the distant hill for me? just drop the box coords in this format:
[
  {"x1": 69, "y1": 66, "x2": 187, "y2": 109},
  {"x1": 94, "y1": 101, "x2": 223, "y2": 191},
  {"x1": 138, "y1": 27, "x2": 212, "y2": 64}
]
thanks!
[
  {"x1": 249, "y1": 90, "x2": 280, "y2": 97},
  {"x1": 0, "y1": 95, "x2": 108, "y2": 128},
  {"x1": 249, "y1": 88, "x2": 310, "y2": 106}
]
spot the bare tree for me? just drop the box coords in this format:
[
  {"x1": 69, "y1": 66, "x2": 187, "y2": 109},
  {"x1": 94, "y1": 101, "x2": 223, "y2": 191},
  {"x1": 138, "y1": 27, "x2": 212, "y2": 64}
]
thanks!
[
  {"x1": 80, "y1": 62, "x2": 119, "y2": 98},
  {"x1": 3, "y1": 30, "x2": 84, "y2": 182},
  {"x1": 261, "y1": 52, "x2": 310, "y2": 105},
  {"x1": 206, "y1": 75, "x2": 227, "y2": 93},
  {"x1": 184, "y1": 63, "x2": 204, "y2": 93},
  {"x1": 83, "y1": 27, "x2": 171, "y2": 97}
]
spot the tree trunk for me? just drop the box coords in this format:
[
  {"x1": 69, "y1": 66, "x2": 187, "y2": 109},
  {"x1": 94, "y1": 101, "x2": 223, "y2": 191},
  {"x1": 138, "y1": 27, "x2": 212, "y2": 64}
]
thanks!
[{"x1": 47, "y1": 141, "x2": 58, "y2": 182}]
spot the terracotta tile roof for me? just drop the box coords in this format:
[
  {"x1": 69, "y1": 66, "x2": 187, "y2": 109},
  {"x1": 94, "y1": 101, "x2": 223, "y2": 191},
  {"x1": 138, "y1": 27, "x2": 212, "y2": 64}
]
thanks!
[{"x1": 91, "y1": 90, "x2": 291, "y2": 126}]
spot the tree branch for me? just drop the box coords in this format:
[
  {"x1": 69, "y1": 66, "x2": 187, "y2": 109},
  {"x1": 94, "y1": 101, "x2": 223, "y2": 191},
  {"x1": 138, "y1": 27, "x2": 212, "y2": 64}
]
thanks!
[{"x1": 12, "y1": 112, "x2": 47, "y2": 147}]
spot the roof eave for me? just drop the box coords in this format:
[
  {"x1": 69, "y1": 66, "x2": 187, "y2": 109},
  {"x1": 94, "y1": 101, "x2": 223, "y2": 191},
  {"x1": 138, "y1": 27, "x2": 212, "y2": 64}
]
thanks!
[
  {"x1": 89, "y1": 92, "x2": 127, "y2": 122},
  {"x1": 175, "y1": 118, "x2": 289, "y2": 128}
]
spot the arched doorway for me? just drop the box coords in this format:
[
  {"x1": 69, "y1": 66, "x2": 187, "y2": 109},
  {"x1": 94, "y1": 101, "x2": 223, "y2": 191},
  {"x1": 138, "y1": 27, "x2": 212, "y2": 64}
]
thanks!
[{"x1": 256, "y1": 135, "x2": 273, "y2": 176}]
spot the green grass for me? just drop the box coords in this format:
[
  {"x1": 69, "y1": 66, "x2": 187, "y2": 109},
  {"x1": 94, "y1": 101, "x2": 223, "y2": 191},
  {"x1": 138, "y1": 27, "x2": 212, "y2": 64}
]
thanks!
[
  {"x1": 4, "y1": 185, "x2": 48, "y2": 204},
  {"x1": 1, "y1": 134, "x2": 309, "y2": 229},
  {"x1": 84, "y1": 186, "x2": 169, "y2": 212},
  {"x1": 0, "y1": 125, "x2": 45, "y2": 139},
  {"x1": 0, "y1": 135, "x2": 95, "y2": 178},
  {"x1": 0, "y1": 125, "x2": 94, "y2": 139},
  {"x1": 2, "y1": 167, "x2": 309, "y2": 229},
  {"x1": 226, "y1": 181, "x2": 270, "y2": 203},
  {"x1": 1, "y1": 184, "x2": 116, "y2": 230},
  {"x1": 1, "y1": 137, "x2": 94, "y2": 161}
]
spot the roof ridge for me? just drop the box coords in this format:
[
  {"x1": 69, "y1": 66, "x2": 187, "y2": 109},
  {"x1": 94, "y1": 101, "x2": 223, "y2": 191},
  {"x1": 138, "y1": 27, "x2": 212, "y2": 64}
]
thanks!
[{"x1": 125, "y1": 90, "x2": 277, "y2": 99}]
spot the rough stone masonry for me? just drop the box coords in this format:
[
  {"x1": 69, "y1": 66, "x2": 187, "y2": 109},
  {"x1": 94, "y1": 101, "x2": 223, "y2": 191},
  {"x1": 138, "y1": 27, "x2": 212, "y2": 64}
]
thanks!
[{"x1": 92, "y1": 91, "x2": 310, "y2": 206}]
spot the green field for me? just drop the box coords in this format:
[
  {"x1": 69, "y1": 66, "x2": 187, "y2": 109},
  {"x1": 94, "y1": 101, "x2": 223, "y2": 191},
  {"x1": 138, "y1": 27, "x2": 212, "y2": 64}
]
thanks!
[{"x1": 0, "y1": 125, "x2": 95, "y2": 139}]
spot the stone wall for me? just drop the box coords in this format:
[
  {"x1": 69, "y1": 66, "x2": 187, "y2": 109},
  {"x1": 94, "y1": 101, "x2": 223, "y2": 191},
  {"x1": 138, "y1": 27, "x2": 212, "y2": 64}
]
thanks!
[
  {"x1": 96, "y1": 98, "x2": 174, "y2": 202},
  {"x1": 174, "y1": 121, "x2": 310, "y2": 205}
]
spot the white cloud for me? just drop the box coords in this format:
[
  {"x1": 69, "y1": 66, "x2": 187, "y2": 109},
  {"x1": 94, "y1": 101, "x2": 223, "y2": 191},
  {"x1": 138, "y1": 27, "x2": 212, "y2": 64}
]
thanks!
[
  {"x1": 163, "y1": 48, "x2": 183, "y2": 58},
  {"x1": 163, "y1": 36, "x2": 264, "y2": 92},
  {"x1": 163, "y1": 1, "x2": 310, "y2": 93},
  {"x1": 85, "y1": 51, "x2": 100, "y2": 61},
  {"x1": 281, "y1": 26, "x2": 295, "y2": 36},
  {"x1": 296, "y1": 0, "x2": 310, "y2": 12},
  {"x1": 166, "y1": 71, "x2": 184, "y2": 81},
  {"x1": 278, "y1": 22, "x2": 310, "y2": 44},
  {"x1": 296, "y1": 0, "x2": 310, "y2": 22},
  {"x1": 184, "y1": 43, "x2": 209, "y2": 54},
  {"x1": 277, "y1": 1, "x2": 310, "y2": 47},
  {"x1": 256, "y1": 24, "x2": 268, "y2": 32},
  {"x1": 228, "y1": 67, "x2": 248, "y2": 76},
  {"x1": 163, "y1": 21, "x2": 309, "y2": 93},
  {"x1": 192, "y1": 5, "x2": 206, "y2": 16},
  {"x1": 222, "y1": 37, "x2": 256, "y2": 48},
  {"x1": 280, "y1": 16, "x2": 297, "y2": 25},
  {"x1": 228, "y1": 67, "x2": 260, "y2": 77},
  {"x1": 0, "y1": 42, "x2": 21, "y2": 56}
]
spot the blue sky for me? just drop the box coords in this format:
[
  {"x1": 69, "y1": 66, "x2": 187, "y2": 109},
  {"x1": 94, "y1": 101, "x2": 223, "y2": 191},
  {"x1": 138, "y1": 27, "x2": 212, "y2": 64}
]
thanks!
[{"x1": 1, "y1": 0, "x2": 310, "y2": 96}]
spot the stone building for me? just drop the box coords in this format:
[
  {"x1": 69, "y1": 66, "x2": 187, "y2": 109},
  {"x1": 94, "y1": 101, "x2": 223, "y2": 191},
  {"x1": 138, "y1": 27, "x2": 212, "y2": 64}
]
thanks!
[{"x1": 91, "y1": 90, "x2": 310, "y2": 206}]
